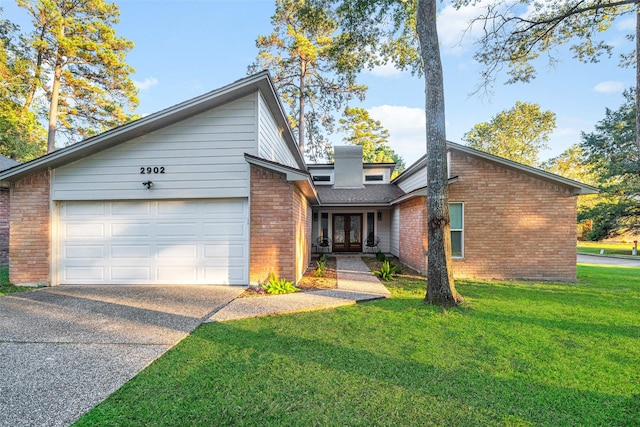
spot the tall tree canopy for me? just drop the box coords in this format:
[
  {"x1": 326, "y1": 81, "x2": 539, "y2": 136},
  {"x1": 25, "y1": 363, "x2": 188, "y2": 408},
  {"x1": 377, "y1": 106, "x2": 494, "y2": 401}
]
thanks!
[
  {"x1": 0, "y1": 12, "x2": 45, "y2": 160},
  {"x1": 464, "y1": 0, "x2": 640, "y2": 153},
  {"x1": 580, "y1": 89, "x2": 640, "y2": 239},
  {"x1": 338, "y1": 106, "x2": 405, "y2": 172},
  {"x1": 16, "y1": 0, "x2": 138, "y2": 152},
  {"x1": 249, "y1": 0, "x2": 366, "y2": 161},
  {"x1": 463, "y1": 101, "x2": 556, "y2": 166}
]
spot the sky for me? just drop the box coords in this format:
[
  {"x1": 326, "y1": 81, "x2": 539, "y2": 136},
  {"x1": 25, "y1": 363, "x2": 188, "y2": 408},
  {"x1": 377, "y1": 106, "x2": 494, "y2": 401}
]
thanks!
[{"x1": 1, "y1": 0, "x2": 635, "y2": 167}]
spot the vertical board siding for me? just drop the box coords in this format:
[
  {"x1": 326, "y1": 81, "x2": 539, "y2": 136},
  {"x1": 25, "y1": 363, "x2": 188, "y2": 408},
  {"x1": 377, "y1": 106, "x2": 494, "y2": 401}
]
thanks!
[
  {"x1": 257, "y1": 92, "x2": 299, "y2": 168},
  {"x1": 390, "y1": 207, "x2": 400, "y2": 257},
  {"x1": 52, "y1": 95, "x2": 258, "y2": 200}
]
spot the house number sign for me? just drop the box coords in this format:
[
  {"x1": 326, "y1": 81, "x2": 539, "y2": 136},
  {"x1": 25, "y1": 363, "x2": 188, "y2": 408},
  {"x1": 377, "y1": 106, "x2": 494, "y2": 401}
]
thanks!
[{"x1": 140, "y1": 166, "x2": 165, "y2": 174}]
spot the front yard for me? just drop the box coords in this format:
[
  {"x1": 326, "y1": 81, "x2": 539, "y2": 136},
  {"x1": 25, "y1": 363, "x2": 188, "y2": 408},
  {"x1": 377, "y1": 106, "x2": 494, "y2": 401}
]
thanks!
[
  {"x1": 578, "y1": 240, "x2": 638, "y2": 257},
  {"x1": 74, "y1": 262, "x2": 640, "y2": 426}
]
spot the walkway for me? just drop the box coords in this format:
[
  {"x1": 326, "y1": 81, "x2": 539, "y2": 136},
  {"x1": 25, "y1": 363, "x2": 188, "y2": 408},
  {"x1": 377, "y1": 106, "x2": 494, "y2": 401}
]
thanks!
[
  {"x1": 208, "y1": 257, "x2": 390, "y2": 322},
  {"x1": 577, "y1": 253, "x2": 640, "y2": 267}
]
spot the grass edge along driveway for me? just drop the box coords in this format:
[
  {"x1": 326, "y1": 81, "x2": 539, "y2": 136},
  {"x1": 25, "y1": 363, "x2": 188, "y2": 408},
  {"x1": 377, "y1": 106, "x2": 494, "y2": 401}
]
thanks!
[{"x1": 70, "y1": 263, "x2": 639, "y2": 426}]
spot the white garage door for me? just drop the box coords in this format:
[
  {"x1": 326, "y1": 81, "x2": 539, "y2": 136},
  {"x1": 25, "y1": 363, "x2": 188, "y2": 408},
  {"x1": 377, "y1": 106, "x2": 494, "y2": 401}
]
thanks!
[{"x1": 58, "y1": 199, "x2": 248, "y2": 285}]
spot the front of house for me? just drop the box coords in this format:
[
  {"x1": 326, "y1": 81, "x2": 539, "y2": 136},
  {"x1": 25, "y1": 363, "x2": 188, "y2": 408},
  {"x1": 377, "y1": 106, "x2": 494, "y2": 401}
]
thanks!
[{"x1": 0, "y1": 72, "x2": 597, "y2": 287}]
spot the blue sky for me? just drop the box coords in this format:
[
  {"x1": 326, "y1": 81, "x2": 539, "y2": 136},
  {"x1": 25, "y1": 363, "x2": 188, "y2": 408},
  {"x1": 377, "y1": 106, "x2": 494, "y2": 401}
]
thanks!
[{"x1": 2, "y1": 0, "x2": 635, "y2": 167}]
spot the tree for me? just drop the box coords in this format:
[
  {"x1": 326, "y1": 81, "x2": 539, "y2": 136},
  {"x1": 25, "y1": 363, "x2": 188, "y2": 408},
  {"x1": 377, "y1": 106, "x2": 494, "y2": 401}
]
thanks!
[
  {"x1": 338, "y1": 106, "x2": 405, "y2": 172},
  {"x1": 463, "y1": 101, "x2": 556, "y2": 166},
  {"x1": 17, "y1": 0, "x2": 139, "y2": 152},
  {"x1": 323, "y1": 0, "x2": 462, "y2": 306},
  {"x1": 463, "y1": 0, "x2": 640, "y2": 154},
  {"x1": 0, "y1": 11, "x2": 46, "y2": 160},
  {"x1": 249, "y1": 0, "x2": 367, "y2": 161},
  {"x1": 580, "y1": 89, "x2": 640, "y2": 239}
]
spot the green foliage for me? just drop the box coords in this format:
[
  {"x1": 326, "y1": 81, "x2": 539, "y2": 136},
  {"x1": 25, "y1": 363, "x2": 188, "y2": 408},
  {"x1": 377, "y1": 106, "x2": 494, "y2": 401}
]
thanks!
[
  {"x1": 249, "y1": 0, "x2": 367, "y2": 161},
  {"x1": 314, "y1": 258, "x2": 326, "y2": 277},
  {"x1": 372, "y1": 260, "x2": 399, "y2": 281},
  {"x1": 74, "y1": 264, "x2": 640, "y2": 426},
  {"x1": 464, "y1": 0, "x2": 634, "y2": 88},
  {"x1": 579, "y1": 89, "x2": 640, "y2": 239},
  {"x1": 318, "y1": 253, "x2": 327, "y2": 263},
  {"x1": 463, "y1": 101, "x2": 556, "y2": 166},
  {"x1": 338, "y1": 106, "x2": 405, "y2": 172},
  {"x1": 11, "y1": 0, "x2": 139, "y2": 150},
  {"x1": 262, "y1": 274, "x2": 299, "y2": 295},
  {"x1": 375, "y1": 251, "x2": 386, "y2": 262}
]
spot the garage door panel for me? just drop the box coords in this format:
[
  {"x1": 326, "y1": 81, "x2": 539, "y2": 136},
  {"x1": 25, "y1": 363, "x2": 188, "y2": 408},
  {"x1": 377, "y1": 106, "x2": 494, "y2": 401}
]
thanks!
[{"x1": 58, "y1": 199, "x2": 248, "y2": 285}]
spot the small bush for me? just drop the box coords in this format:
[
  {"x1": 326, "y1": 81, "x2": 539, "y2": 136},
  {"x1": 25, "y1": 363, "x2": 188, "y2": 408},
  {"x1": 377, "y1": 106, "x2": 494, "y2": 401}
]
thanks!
[
  {"x1": 319, "y1": 253, "x2": 327, "y2": 263},
  {"x1": 314, "y1": 259, "x2": 326, "y2": 277},
  {"x1": 262, "y1": 274, "x2": 299, "y2": 295},
  {"x1": 372, "y1": 260, "x2": 399, "y2": 281},
  {"x1": 375, "y1": 251, "x2": 386, "y2": 262}
]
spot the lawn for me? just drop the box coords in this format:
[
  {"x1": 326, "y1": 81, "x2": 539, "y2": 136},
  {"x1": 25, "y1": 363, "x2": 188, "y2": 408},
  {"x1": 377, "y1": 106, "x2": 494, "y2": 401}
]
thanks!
[
  {"x1": 0, "y1": 265, "x2": 31, "y2": 297},
  {"x1": 75, "y1": 263, "x2": 640, "y2": 426},
  {"x1": 577, "y1": 240, "x2": 638, "y2": 257}
]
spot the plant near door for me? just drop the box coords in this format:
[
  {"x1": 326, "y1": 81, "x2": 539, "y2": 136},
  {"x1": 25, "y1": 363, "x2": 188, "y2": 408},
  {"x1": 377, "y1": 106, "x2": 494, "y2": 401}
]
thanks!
[
  {"x1": 262, "y1": 274, "x2": 299, "y2": 295},
  {"x1": 314, "y1": 258, "x2": 327, "y2": 277},
  {"x1": 372, "y1": 260, "x2": 399, "y2": 281}
]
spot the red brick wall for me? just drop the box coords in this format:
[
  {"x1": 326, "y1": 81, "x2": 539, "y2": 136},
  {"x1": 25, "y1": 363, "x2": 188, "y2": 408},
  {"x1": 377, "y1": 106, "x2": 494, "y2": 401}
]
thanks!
[
  {"x1": 398, "y1": 197, "x2": 427, "y2": 274},
  {"x1": 10, "y1": 170, "x2": 50, "y2": 285},
  {"x1": 0, "y1": 188, "x2": 9, "y2": 265},
  {"x1": 249, "y1": 165, "x2": 310, "y2": 285},
  {"x1": 398, "y1": 150, "x2": 578, "y2": 282}
]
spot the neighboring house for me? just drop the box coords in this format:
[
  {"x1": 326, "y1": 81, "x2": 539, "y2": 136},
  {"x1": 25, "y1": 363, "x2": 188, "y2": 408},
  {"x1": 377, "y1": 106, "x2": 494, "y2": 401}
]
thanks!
[
  {"x1": 0, "y1": 156, "x2": 20, "y2": 265},
  {"x1": 0, "y1": 72, "x2": 597, "y2": 286}
]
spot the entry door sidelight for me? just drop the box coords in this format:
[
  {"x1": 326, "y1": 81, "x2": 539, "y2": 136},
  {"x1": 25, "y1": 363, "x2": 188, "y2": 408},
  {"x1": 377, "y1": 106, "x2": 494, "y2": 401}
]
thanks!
[{"x1": 332, "y1": 214, "x2": 362, "y2": 252}]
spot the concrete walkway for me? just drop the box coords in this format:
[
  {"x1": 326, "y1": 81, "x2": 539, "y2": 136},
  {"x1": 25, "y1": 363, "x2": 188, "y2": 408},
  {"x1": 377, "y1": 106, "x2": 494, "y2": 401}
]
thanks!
[
  {"x1": 209, "y1": 257, "x2": 389, "y2": 322},
  {"x1": 578, "y1": 253, "x2": 640, "y2": 267},
  {"x1": 0, "y1": 285, "x2": 244, "y2": 427}
]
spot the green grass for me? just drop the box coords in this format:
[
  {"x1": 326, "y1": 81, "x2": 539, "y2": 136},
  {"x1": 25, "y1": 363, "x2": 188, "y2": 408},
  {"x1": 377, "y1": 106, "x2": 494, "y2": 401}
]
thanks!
[
  {"x1": 75, "y1": 264, "x2": 640, "y2": 426},
  {"x1": 578, "y1": 240, "x2": 638, "y2": 257},
  {"x1": 0, "y1": 265, "x2": 31, "y2": 297}
]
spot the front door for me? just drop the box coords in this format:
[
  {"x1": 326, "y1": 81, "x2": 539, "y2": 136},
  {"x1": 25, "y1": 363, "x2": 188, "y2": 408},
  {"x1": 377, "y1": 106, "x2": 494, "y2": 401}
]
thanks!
[{"x1": 332, "y1": 214, "x2": 362, "y2": 252}]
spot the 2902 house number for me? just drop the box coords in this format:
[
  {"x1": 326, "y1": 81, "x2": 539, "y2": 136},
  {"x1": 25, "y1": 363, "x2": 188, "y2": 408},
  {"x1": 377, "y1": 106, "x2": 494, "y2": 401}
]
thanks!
[{"x1": 140, "y1": 166, "x2": 165, "y2": 174}]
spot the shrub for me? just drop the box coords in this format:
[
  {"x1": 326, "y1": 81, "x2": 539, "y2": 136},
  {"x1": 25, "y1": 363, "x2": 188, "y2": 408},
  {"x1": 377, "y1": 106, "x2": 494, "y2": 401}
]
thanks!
[
  {"x1": 375, "y1": 251, "x2": 386, "y2": 262},
  {"x1": 319, "y1": 253, "x2": 327, "y2": 263},
  {"x1": 262, "y1": 274, "x2": 299, "y2": 295},
  {"x1": 372, "y1": 260, "x2": 399, "y2": 281},
  {"x1": 314, "y1": 259, "x2": 326, "y2": 277}
]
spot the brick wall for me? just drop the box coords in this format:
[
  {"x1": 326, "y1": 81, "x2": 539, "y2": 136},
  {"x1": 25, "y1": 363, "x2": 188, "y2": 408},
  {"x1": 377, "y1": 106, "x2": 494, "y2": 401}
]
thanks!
[
  {"x1": 249, "y1": 165, "x2": 309, "y2": 285},
  {"x1": 398, "y1": 197, "x2": 427, "y2": 274},
  {"x1": 0, "y1": 188, "x2": 9, "y2": 265},
  {"x1": 10, "y1": 170, "x2": 50, "y2": 285},
  {"x1": 398, "y1": 150, "x2": 578, "y2": 282}
]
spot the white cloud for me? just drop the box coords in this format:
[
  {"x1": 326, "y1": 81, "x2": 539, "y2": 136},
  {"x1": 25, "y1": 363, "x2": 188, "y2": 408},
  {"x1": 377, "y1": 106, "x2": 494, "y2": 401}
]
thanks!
[
  {"x1": 438, "y1": 3, "x2": 487, "y2": 56},
  {"x1": 367, "y1": 62, "x2": 407, "y2": 78},
  {"x1": 368, "y1": 105, "x2": 427, "y2": 165},
  {"x1": 593, "y1": 81, "x2": 624, "y2": 94},
  {"x1": 616, "y1": 16, "x2": 635, "y2": 31},
  {"x1": 134, "y1": 77, "x2": 159, "y2": 91}
]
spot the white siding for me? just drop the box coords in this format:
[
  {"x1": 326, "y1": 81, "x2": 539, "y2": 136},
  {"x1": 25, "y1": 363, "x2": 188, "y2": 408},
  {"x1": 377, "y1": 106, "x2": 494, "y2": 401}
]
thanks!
[
  {"x1": 390, "y1": 206, "x2": 400, "y2": 257},
  {"x1": 396, "y1": 168, "x2": 428, "y2": 193},
  {"x1": 52, "y1": 96, "x2": 258, "y2": 200},
  {"x1": 257, "y1": 92, "x2": 299, "y2": 168}
]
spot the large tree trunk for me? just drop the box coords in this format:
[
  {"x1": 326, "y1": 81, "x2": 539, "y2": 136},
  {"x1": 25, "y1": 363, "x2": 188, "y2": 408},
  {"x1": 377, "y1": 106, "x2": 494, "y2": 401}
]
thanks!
[
  {"x1": 47, "y1": 60, "x2": 62, "y2": 153},
  {"x1": 416, "y1": 0, "x2": 462, "y2": 307}
]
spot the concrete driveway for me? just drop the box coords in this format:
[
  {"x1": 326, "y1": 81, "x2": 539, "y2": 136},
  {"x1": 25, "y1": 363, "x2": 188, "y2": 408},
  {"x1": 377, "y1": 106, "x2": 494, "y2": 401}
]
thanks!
[
  {"x1": 578, "y1": 254, "x2": 640, "y2": 267},
  {"x1": 0, "y1": 285, "x2": 244, "y2": 427}
]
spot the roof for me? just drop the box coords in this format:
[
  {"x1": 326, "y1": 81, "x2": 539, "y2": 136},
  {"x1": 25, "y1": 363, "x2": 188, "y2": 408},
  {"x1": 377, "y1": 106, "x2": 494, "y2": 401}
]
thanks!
[
  {"x1": 393, "y1": 141, "x2": 599, "y2": 195},
  {"x1": 0, "y1": 71, "x2": 304, "y2": 183},
  {"x1": 0, "y1": 156, "x2": 20, "y2": 172},
  {"x1": 316, "y1": 184, "x2": 405, "y2": 206}
]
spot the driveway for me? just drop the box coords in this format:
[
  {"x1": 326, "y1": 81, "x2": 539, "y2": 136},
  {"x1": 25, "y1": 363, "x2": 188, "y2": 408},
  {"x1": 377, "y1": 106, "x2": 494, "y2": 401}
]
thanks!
[
  {"x1": 0, "y1": 285, "x2": 244, "y2": 427},
  {"x1": 577, "y1": 254, "x2": 640, "y2": 267}
]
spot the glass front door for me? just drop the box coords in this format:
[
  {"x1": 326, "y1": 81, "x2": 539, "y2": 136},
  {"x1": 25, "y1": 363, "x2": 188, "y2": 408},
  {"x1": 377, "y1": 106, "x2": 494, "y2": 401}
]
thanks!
[{"x1": 332, "y1": 214, "x2": 362, "y2": 252}]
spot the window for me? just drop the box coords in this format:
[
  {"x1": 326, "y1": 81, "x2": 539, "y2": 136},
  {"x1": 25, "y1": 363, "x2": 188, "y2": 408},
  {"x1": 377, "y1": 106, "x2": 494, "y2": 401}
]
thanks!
[
  {"x1": 321, "y1": 213, "x2": 329, "y2": 239},
  {"x1": 450, "y1": 203, "x2": 463, "y2": 258},
  {"x1": 364, "y1": 175, "x2": 383, "y2": 182},
  {"x1": 313, "y1": 175, "x2": 331, "y2": 182}
]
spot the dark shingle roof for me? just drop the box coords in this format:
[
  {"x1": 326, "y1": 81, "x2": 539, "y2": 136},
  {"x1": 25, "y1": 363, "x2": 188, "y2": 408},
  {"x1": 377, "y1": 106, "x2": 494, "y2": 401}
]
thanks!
[
  {"x1": 0, "y1": 156, "x2": 19, "y2": 171},
  {"x1": 316, "y1": 184, "x2": 405, "y2": 205}
]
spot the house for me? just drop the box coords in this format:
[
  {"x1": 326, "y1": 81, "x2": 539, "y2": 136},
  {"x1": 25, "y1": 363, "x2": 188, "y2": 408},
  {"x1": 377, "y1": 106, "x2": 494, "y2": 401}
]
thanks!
[
  {"x1": 0, "y1": 72, "x2": 597, "y2": 286},
  {"x1": 1, "y1": 156, "x2": 20, "y2": 265}
]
